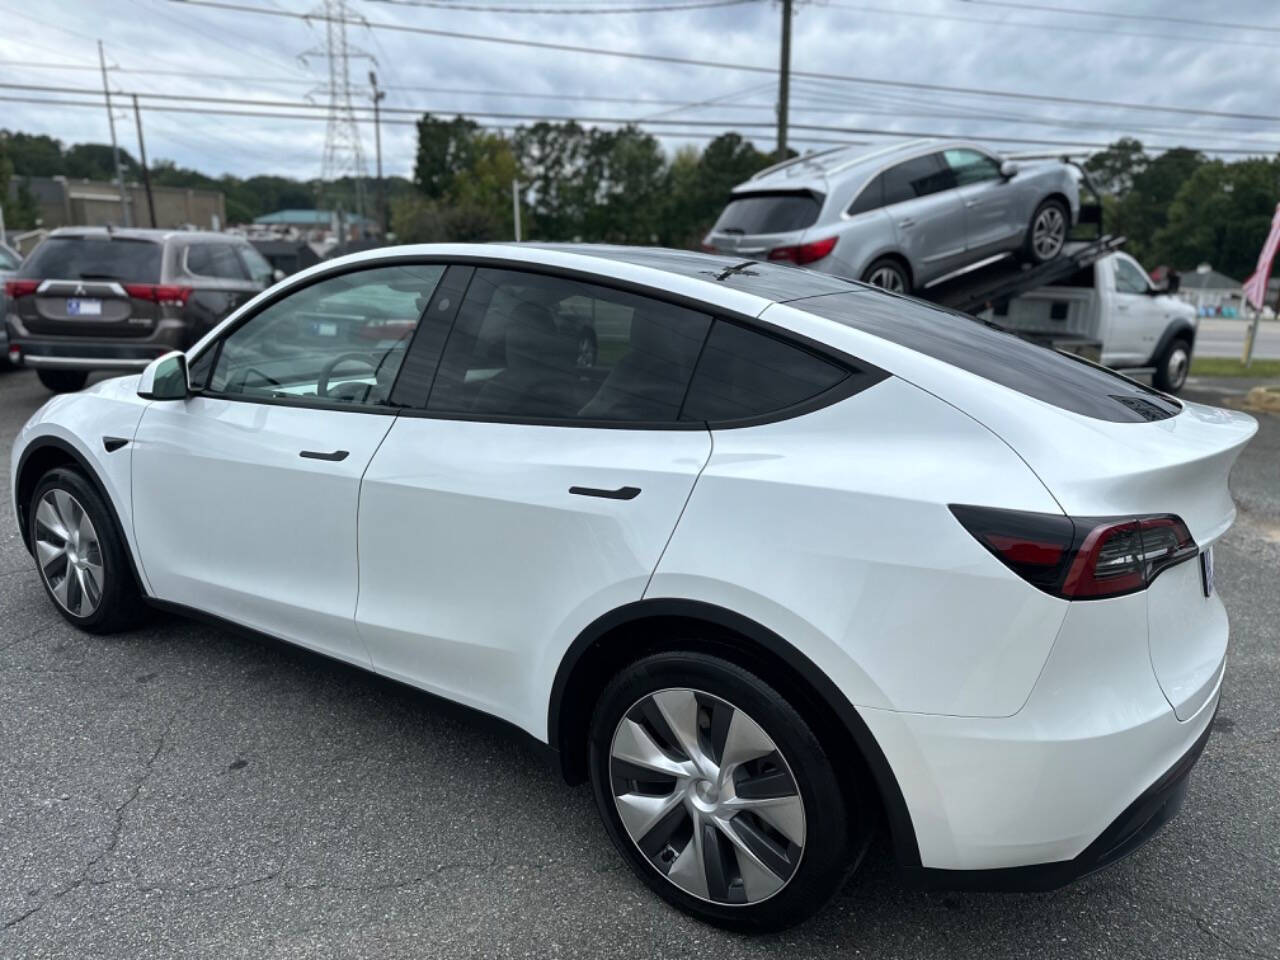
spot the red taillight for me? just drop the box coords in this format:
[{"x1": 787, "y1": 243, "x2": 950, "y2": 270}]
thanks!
[
  {"x1": 124, "y1": 283, "x2": 192, "y2": 306},
  {"x1": 950, "y1": 505, "x2": 1198, "y2": 600},
  {"x1": 767, "y1": 235, "x2": 838, "y2": 265},
  {"x1": 700, "y1": 241, "x2": 717, "y2": 253},
  {"x1": 4, "y1": 279, "x2": 39, "y2": 299}
]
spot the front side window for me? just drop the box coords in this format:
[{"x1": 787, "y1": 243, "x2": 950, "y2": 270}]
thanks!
[
  {"x1": 1113, "y1": 257, "x2": 1151, "y2": 295},
  {"x1": 197, "y1": 264, "x2": 444, "y2": 407},
  {"x1": 427, "y1": 269, "x2": 711, "y2": 423},
  {"x1": 681, "y1": 321, "x2": 851, "y2": 422},
  {"x1": 944, "y1": 148, "x2": 1002, "y2": 186},
  {"x1": 882, "y1": 154, "x2": 956, "y2": 205},
  {"x1": 186, "y1": 243, "x2": 248, "y2": 280}
]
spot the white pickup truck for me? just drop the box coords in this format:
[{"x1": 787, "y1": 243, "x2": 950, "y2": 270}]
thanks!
[{"x1": 987, "y1": 250, "x2": 1198, "y2": 392}]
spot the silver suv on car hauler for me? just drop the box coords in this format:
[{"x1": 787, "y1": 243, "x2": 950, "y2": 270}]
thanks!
[{"x1": 703, "y1": 139, "x2": 1081, "y2": 295}]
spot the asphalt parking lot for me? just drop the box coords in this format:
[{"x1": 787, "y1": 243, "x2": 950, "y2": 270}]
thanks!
[{"x1": 1, "y1": 367, "x2": 1277, "y2": 960}]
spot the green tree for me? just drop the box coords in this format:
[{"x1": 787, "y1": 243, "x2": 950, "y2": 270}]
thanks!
[
  {"x1": 64, "y1": 142, "x2": 139, "y2": 181},
  {"x1": 513, "y1": 121, "x2": 594, "y2": 240},
  {"x1": 0, "y1": 130, "x2": 65, "y2": 176},
  {"x1": 661, "y1": 132, "x2": 770, "y2": 247},
  {"x1": 1107, "y1": 146, "x2": 1207, "y2": 265},
  {"x1": 413, "y1": 114, "x2": 484, "y2": 200},
  {"x1": 1084, "y1": 136, "x2": 1147, "y2": 196},
  {"x1": 1153, "y1": 157, "x2": 1280, "y2": 279}
]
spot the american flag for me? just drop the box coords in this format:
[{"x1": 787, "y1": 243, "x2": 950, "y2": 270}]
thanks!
[{"x1": 1242, "y1": 202, "x2": 1280, "y2": 310}]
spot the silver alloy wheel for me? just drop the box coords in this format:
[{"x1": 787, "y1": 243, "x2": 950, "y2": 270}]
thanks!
[
  {"x1": 1032, "y1": 205, "x2": 1067, "y2": 260},
  {"x1": 34, "y1": 489, "x2": 104, "y2": 617},
  {"x1": 1167, "y1": 344, "x2": 1190, "y2": 390},
  {"x1": 609, "y1": 687, "x2": 806, "y2": 905},
  {"x1": 867, "y1": 265, "x2": 906, "y2": 293}
]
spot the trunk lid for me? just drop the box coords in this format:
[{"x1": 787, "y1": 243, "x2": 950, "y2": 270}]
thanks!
[{"x1": 703, "y1": 189, "x2": 825, "y2": 261}]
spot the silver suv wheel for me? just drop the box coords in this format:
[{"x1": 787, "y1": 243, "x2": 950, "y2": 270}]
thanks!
[
  {"x1": 1032, "y1": 204, "x2": 1067, "y2": 261},
  {"x1": 609, "y1": 687, "x2": 806, "y2": 905}
]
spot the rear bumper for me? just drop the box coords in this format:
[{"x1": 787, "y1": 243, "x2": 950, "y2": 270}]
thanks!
[
  {"x1": 5, "y1": 336, "x2": 176, "y2": 371},
  {"x1": 900, "y1": 705, "x2": 1214, "y2": 891},
  {"x1": 862, "y1": 590, "x2": 1223, "y2": 878}
]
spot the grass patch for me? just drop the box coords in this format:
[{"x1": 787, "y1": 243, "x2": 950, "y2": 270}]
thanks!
[{"x1": 1190, "y1": 356, "x2": 1280, "y2": 378}]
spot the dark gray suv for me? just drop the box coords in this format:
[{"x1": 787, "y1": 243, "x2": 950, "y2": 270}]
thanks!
[{"x1": 4, "y1": 227, "x2": 278, "y2": 392}]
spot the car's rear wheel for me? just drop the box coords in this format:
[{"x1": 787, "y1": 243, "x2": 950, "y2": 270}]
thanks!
[
  {"x1": 36, "y1": 369, "x2": 89, "y2": 393},
  {"x1": 29, "y1": 467, "x2": 145, "y2": 633},
  {"x1": 1153, "y1": 337, "x2": 1192, "y2": 393},
  {"x1": 861, "y1": 257, "x2": 911, "y2": 295},
  {"x1": 1025, "y1": 199, "x2": 1069, "y2": 263},
  {"x1": 588, "y1": 651, "x2": 857, "y2": 932}
]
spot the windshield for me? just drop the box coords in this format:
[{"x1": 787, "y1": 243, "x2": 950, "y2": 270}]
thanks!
[
  {"x1": 18, "y1": 236, "x2": 163, "y2": 283},
  {"x1": 712, "y1": 191, "x2": 823, "y2": 235},
  {"x1": 793, "y1": 290, "x2": 1182, "y2": 423}
]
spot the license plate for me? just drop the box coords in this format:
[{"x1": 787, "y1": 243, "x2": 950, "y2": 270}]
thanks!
[
  {"x1": 1200, "y1": 546, "x2": 1214, "y2": 597},
  {"x1": 66, "y1": 298, "x2": 102, "y2": 317}
]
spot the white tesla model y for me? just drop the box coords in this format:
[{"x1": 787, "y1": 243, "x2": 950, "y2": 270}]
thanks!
[{"x1": 10, "y1": 244, "x2": 1256, "y2": 931}]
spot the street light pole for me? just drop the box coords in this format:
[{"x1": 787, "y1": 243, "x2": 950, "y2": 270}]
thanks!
[
  {"x1": 369, "y1": 70, "x2": 386, "y2": 236},
  {"x1": 776, "y1": 0, "x2": 792, "y2": 160},
  {"x1": 98, "y1": 40, "x2": 130, "y2": 227}
]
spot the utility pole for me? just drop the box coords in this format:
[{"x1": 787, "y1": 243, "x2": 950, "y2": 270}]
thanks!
[
  {"x1": 131, "y1": 95, "x2": 157, "y2": 228},
  {"x1": 512, "y1": 180, "x2": 522, "y2": 242},
  {"x1": 98, "y1": 40, "x2": 130, "y2": 227},
  {"x1": 776, "y1": 0, "x2": 792, "y2": 160},
  {"x1": 369, "y1": 70, "x2": 386, "y2": 236}
]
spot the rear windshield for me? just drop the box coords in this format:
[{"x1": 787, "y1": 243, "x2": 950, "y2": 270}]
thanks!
[
  {"x1": 713, "y1": 191, "x2": 822, "y2": 235},
  {"x1": 18, "y1": 236, "x2": 163, "y2": 283},
  {"x1": 792, "y1": 291, "x2": 1181, "y2": 423}
]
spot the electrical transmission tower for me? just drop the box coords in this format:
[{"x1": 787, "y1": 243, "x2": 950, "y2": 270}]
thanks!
[{"x1": 301, "y1": 0, "x2": 372, "y2": 232}]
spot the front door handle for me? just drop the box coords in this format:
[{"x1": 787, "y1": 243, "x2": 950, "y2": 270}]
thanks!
[
  {"x1": 897, "y1": 218, "x2": 916, "y2": 228},
  {"x1": 569, "y1": 485, "x2": 641, "y2": 500},
  {"x1": 300, "y1": 449, "x2": 350, "y2": 462},
  {"x1": 964, "y1": 199, "x2": 979, "y2": 208}
]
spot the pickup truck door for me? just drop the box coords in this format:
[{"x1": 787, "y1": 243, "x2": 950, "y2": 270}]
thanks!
[{"x1": 1103, "y1": 254, "x2": 1164, "y2": 367}]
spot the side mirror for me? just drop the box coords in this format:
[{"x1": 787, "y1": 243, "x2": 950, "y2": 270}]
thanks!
[
  {"x1": 1165, "y1": 272, "x2": 1181, "y2": 295},
  {"x1": 999, "y1": 160, "x2": 1020, "y2": 179},
  {"x1": 138, "y1": 351, "x2": 189, "y2": 400},
  {"x1": 272, "y1": 268, "x2": 286, "y2": 283}
]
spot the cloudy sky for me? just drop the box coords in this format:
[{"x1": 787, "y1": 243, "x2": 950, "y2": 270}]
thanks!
[{"x1": 2, "y1": 0, "x2": 1278, "y2": 182}]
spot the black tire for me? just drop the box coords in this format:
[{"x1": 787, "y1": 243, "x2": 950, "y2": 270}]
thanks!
[
  {"x1": 1152, "y1": 337, "x2": 1192, "y2": 393},
  {"x1": 860, "y1": 257, "x2": 911, "y2": 295},
  {"x1": 37, "y1": 369, "x2": 89, "y2": 393},
  {"x1": 1023, "y1": 198, "x2": 1070, "y2": 264},
  {"x1": 29, "y1": 467, "x2": 146, "y2": 634},
  {"x1": 588, "y1": 651, "x2": 862, "y2": 932}
]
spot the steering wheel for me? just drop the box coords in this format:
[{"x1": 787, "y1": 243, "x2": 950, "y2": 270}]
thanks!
[{"x1": 317, "y1": 352, "x2": 380, "y2": 400}]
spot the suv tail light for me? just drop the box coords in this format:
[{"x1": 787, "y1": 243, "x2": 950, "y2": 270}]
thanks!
[
  {"x1": 767, "y1": 235, "x2": 837, "y2": 265},
  {"x1": 950, "y1": 505, "x2": 1198, "y2": 600},
  {"x1": 124, "y1": 283, "x2": 192, "y2": 306},
  {"x1": 4, "y1": 280, "x2": 39, "y2": 299}
]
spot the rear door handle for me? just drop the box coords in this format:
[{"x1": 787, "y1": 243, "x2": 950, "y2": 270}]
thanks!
[
  {"x1": 964, "y1": 199, "x2": 979, "y2": 208},
  {"x1": 897, "y1": 218, "x2": 916, "y2": 228},
  {"x1": 300, "y1": 449, "x2": 350, "y2": 462},
  {"x1": 569, "y1": 485, "x2": 641, "y2": 500}
]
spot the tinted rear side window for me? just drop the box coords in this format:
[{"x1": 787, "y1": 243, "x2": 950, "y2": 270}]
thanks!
[
  {"x1": 793, "y1": 291, "x2": 1181, "y2": 422},
  {"x1": 882, "y1": 154, "x2": 955, "y2": 205},
  {"x1": 18, "y1": 236, "x2": 163, "y2": 283},
  {"x1": 187, "y1": 243, "x2": 247, "y2": 280},
  {"x1": 846, "y1": 173, "x2": 885, "y2": 216},
  {"x1": 713, "y1": 192, "x2": 822, "y2": 234},
  {"x1": 682, "y1": 321, "x2": 850, "y2": 422}
]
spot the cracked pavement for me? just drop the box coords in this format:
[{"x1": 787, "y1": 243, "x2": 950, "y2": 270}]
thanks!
[{"x1": 1, "y1": 367, "x2": 1277, "y2": 959}]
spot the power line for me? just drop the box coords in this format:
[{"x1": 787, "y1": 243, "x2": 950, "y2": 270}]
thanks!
[
  {"x1": 368, "y1": 0, "x2": 758, "y2": 12},
  {"x1": 0, "y1": 93, "x2": 859, "y2": 147},
  {"x1": 820, "y1": 1, "x2": 1280, "y2": 51},
  {"x1": 170, "y1": 0, "x2": 1280, "y2": 124},
  {"x1": 956, "y1": 0, "x2": 1280, "y2": 35},
  {"x1": 6, "y1": 81, "x2": 1280, "y2": 156}
]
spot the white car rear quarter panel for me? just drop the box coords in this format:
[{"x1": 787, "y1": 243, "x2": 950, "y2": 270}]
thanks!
[
  {"x1": 10, "y1": 375, "x2": 151, "y2": 592},
  {"x1": 649, "y1": 374, "x2": 1068, "y2": 718}
]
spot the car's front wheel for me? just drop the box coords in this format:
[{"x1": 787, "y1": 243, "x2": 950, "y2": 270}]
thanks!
[
  {"x1": 36, "y1": 369, "x2": 89, "y2": 393},
  {"x1": 29, "y1": 467, "x2": 145, "y2": 633},
  {"x1": 589, "y1": 651, "x2": 859, "y2": 932}
]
